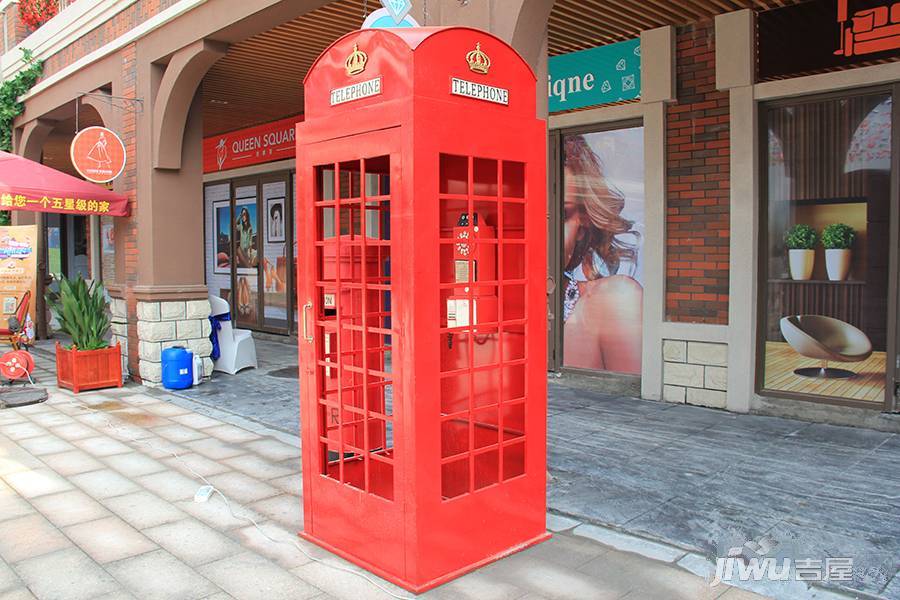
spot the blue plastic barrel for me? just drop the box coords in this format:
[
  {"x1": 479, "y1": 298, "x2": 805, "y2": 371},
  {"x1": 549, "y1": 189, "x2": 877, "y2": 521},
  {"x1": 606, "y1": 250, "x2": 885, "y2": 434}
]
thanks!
[{"x1": 161, "y1": 346, "x2": 193, "y2": 390}]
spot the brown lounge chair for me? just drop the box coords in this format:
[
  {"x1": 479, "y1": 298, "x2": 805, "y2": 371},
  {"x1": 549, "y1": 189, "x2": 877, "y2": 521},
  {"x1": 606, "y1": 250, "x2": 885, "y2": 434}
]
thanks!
[{"x1": 779, "y1": 315, "x2": 873, "y2": 379}]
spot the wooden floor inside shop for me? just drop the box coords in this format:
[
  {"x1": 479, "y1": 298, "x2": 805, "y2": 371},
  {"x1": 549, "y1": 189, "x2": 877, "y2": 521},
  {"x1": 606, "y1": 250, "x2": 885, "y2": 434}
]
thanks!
[{"x1": 763, "y1": 341, "x2": 886, "y2": 402}]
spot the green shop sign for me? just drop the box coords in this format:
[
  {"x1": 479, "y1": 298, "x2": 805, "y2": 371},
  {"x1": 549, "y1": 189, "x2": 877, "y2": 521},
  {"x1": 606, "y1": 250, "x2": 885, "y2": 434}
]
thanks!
[{"x1": 548, "y1": 38, "x2": 641, "y2": 113}]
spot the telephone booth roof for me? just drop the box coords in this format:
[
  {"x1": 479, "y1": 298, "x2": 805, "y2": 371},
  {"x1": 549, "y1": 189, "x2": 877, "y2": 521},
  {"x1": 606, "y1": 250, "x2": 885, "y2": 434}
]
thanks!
[{"x1": 302, "y1": 26, "x2": 537, "y2": 125}]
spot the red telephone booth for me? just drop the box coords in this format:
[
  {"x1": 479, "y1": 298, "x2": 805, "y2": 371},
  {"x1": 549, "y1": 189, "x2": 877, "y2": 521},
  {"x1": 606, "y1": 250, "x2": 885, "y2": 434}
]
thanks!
[{"x1": 296, "y1": 26, "x2": 548, "y2": 593}]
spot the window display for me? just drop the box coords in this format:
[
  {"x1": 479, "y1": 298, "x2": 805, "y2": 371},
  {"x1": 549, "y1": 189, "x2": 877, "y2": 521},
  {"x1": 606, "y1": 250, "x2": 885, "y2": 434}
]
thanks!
[
  {"x1": 760, "y1": 93, "x2": 890, "y2": 403},
  {"x1": 560, "y1": 126, "x2": 644, "y2": 375}
]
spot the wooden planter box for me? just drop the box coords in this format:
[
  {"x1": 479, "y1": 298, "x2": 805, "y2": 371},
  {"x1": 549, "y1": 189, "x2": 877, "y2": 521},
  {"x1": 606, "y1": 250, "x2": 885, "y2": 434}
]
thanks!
[{"x1": 55, "y1": 342, "x2": 123, "y2": 393}]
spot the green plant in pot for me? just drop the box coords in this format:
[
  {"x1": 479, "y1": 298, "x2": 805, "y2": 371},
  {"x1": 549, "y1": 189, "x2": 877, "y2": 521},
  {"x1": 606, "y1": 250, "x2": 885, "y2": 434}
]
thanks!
[
  {"x1": 785, "y1": 224, "x2": 817, "y2": 281},
  {"x1": 45, "y1": 275, "x2": 122, "y2": 393},
  {"x1": 821, "y1": 223, "x2": 855, "y2": 281}
]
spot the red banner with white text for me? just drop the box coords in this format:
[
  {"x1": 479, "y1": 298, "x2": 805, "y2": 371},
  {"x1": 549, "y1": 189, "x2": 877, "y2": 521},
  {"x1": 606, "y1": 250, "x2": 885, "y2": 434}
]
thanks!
[{"x1": 203, "y1": 115, "x2": 303, "y2": 174}]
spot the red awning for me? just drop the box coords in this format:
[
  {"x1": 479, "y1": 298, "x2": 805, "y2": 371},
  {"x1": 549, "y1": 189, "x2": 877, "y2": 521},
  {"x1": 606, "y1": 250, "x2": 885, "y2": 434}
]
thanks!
[{"x1": 0, "y1": 151, "x2": 129, "y2": 217}]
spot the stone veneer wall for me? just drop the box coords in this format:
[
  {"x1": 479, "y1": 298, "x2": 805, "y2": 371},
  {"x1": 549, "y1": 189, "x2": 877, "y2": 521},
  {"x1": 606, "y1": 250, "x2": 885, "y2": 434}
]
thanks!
[
  {"x1": 136, "y1": 299, "x2": 212, "y2": 386},
  {"x1": 109, "y1": 296, "x2": 130, "y2": 378},
  {"x1": 662, "y1": 340, "x2": 728, "y2": 408}
]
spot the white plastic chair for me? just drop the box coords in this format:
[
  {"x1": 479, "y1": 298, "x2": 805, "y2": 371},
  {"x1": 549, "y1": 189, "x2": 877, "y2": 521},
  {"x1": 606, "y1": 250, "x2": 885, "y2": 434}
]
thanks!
[{"x1": 209, "y1": 295, "x2": 257, "y2": 375}]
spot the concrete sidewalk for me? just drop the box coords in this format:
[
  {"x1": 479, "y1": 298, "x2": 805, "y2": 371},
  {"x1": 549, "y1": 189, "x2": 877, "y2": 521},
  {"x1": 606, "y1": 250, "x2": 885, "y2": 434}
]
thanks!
[{"x1": 0, "y1": 356, "x2": 765, "y2": 600}]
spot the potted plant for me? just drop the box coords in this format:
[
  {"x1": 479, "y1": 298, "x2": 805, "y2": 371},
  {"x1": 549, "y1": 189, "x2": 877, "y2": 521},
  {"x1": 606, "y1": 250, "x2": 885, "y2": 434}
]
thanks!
[
  {"x1": 45, "y1": 275, "x2": 122, "y2": 393},
  {"x1": 785, "y1": 224, "x2": 817, "y2": 281},
  {"x1": 821, "y1": 223, "x2": 855, "y2": 281}
]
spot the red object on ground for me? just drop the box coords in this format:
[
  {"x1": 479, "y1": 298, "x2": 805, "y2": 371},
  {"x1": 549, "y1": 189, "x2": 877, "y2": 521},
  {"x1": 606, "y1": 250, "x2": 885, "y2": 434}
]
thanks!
[
  {"x1": 0, "y1": 151, "x2": 129, "y2": 216},
  {"x1": 55, "y1": 342, "x2": 123, "y2": 393},
  {"x1": 0, "y1": 350, "x2": 34, "y2": 380},
  {"x1": 296, "y1": 27, "x2": 548, "y2": 593}
]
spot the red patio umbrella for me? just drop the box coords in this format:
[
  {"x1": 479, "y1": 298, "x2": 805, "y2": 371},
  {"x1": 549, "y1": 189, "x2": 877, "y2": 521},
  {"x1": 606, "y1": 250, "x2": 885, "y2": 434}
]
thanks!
[{"x1": 0, "y1": 150, "x2": 129, "y2": 217}]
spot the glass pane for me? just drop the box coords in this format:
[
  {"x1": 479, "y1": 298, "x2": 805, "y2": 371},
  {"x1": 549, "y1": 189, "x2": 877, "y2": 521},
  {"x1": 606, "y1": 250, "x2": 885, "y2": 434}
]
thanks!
[
  {"x1": 761, "y1": 94, "x2": 890, "y2": 403},
  {"x1": 262, "y1": 180, "x2": 289, "y2": 331},
  {"x1": 205, "y1": 184, "x2": 232, "y2": 313},
  {"x1": 561, "y1": 127, "x2": 645, "y2": 375},
  {"x1": 234, "y1": 185, "x2": 259, "y2": 329}
]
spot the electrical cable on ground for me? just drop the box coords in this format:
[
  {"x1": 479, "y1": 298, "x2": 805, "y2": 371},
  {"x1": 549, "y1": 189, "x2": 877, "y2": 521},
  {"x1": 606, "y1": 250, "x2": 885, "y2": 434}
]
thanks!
[{"x1": 63, "y1": 398, "x2": 416, "y2": 600}]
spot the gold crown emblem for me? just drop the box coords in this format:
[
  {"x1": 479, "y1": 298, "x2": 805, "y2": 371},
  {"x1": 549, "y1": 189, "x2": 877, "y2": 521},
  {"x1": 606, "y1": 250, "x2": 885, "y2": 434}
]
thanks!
[
  {"x1": 466, "y1": 42, "x2": 491, "y2": 75},
  {"x1": 345, "y1": 43, "x2": 368, "y2": 76}
]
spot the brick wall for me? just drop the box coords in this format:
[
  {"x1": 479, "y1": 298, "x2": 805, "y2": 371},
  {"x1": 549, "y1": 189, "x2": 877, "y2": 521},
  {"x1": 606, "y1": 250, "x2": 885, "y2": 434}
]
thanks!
[
  {"x1": 665, "y1": 20, "x2": 730, "y2": 324},
  {"x1": 119, "y1": 42, "x2": 140, "y2": 379},
  {"x1": 2, "y1": 3, "x2": 28, "y2": 53},
  {"x1": 39, "y1": 0, "x2": 176, "y2": 78}
]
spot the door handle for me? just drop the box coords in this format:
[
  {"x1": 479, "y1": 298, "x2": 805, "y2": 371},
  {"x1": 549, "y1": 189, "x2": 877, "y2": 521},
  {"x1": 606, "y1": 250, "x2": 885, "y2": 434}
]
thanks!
[{"x1": 302, "y1": 301, "x2": 313, "y2": 343}]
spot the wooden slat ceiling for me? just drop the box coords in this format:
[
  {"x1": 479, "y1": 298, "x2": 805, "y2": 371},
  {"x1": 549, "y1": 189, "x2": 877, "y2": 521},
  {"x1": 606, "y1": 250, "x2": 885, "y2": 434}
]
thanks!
[{"x1": 202, "y1": 0, "x2": 808, "y2": 136}]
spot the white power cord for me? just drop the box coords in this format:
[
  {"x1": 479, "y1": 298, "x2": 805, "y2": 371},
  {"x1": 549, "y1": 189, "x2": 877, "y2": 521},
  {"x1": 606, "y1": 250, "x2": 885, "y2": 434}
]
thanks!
[{"x1": 64, "y1": 398, "x2": 416, "y2": 600}]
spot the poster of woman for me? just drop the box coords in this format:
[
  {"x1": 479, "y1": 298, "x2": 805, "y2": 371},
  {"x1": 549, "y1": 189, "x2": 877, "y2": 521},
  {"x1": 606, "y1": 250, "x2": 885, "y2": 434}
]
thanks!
[
  {"x1": 235, "y1": 201, "x2": 258, "y2": 271},
  {"x1": 561, "y1": 128, "x2": 645, "y2": 374},
  {"x1": 213, "y1": 201, "x2": 232, "y2": 274}
]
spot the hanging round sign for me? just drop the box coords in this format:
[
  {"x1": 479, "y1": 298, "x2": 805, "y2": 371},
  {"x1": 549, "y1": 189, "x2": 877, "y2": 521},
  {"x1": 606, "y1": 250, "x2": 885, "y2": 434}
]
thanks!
[{"x1": 70, "y1": 126, "x2": 127, "y2": 184}]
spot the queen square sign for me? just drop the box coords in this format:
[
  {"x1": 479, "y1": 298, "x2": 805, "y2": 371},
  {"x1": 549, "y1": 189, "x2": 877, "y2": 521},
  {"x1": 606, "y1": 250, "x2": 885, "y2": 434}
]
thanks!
[{"x1": 548, "y1": 38, "x2": 641, "y2": 113}]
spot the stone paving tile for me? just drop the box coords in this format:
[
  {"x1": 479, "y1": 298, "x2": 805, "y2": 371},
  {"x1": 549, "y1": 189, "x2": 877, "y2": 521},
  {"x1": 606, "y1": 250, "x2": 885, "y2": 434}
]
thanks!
[
  {"x1": 15, "y1": 434, "x2": 76, "y2": 457},
  {"x1": 0, "y1": 442, "x2": 45, "y2": 476},
  {"x1": 207, "y1": 471, "x2": 280, "y2": 505},
  {"x1": 72, "y1": 436, "x2": 133, "y2": 457},
  {"x1": 184, "y1": 437, "x2": 246, "y2": 460},
  {"x1": 25, "y1": 411, "x2": 74, "y2": 428},
  {"x1": 243, "y1": 438, "x2": 298, "y2": 462},
  {"x1": 152, "y1": 424, "x2": 209, "y2": 444},
  {"x1": 48, "y1": 422, "x2": 97, "y2": 441},
  {"x1": 419, "y1": 570, "x2": 528, "y2": 600},
  {"x1": 0, "y1": 559, "x2": 22, "y2": 594},
  {"x1": 230, "y1": 522, "x2": 312, "y2": 570},
  {"x1": 248, "y1": 494, "x2": 302, "y2": 532},
  {"x1": 31, "y1": 489, "x2": 111, "y2": 528},
  {"x1": 104, "y1": 490, "x2": 188, "y2": 530},
  {"x1": 70, "y1": 468, "x2": 140, "y2": 499},
  {"x1": 103, "y1": 452, "x2": 168, "y2": 478},
  {"x1": 142, "y1": 402, "x2": 193, "y2": 417},
  {"x1": 200, "y1": 552, "x2": 320, "y2": 600},
  {"x1": 106, "y1": 549, "x2": 220, "y2": 600},
  {"x1": 63, "y1": 515, "x2": 157, "y2": 564},
  {"x1": 204, "y1": 424, "x2": 261, "y2": 444},
  {"x1": 0, "y1": 423, "x2": 47, "y2": 441},
  {"x1": 268, "y1": 471, "x2": 302, "y2": 495},
  {"x1": 135, "y1": 470, "x2": 201, "y2": 502},
  {"x1": 143, "y1": 518, "x2": 244, "y2": 567},
  {"x1": 175, "y1": 496, "x2": 264, "y2": 532},
  {"x1": 0, "y1": 587, "x2": 36, "y2": 599},
  {"x1": 170, "y1": 413, "x2": 223, "y2": 429},
  {"x1": 13, "y1": 547, "x2": 119, "y2": 600},
  {"x1": 162, "y1": 452, "x2": 231, "y2": 478},
  {"x1": 0, "y1": 486, "x2": 35, "y2": 523},
  {"x1": 224, "y1": 453, "x2": 294, "y2": 480},
  {"x1": 131, "y1": 435, "x2": 184, "y2": 460},
  {"x1": 39, "y1": 449, "x2": 105, "y2": 476},
  {"x1": 3, "y1": 467, "x2": 74, "y2": 498},
  {"x1": 0, "y1": 514, "x2": 71, "y2": 563},
  {"x1": 291, "y1": 556, "x2": 407, "y2": 600}
]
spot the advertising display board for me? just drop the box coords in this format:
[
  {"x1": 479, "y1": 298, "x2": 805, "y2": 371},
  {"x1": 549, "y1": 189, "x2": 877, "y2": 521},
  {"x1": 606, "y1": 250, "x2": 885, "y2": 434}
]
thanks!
[
  {"x1": 70, "y1": 127, "x2": 127, "y2": 184},
  {"x1": 561, "y1": 127, "x2": 645, "y2": 375},
  {"x1": 0, "y1": 225, "x2": 38, "y2": 333},
  {"x1": 548, "y1": 38, "x2": 641, "y2": 113},
  {"x1": 203, "y1": 116, "x2": 303, "y2": 173}
]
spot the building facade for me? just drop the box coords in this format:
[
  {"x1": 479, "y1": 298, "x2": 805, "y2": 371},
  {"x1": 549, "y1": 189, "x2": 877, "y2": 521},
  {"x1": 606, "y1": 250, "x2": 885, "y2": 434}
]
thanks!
[{"x1": 4, "y1": 0, "x2": 900, "y2": 430}]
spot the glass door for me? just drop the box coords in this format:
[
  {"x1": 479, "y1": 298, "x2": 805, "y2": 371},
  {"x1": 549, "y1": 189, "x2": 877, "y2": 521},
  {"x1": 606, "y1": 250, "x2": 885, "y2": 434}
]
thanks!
[
  {"x1": 556, "y1": 123, "x2": 646, "y2": 376},
  {"x1": 233, "y1": 181, "x2": 260, "y2": 330},
  {"x1": 759, "y1": 90, "x2": 893, "y2": 409},
  {"x1": 260, "y1": 174, "x2": 291, "y2": 333}
]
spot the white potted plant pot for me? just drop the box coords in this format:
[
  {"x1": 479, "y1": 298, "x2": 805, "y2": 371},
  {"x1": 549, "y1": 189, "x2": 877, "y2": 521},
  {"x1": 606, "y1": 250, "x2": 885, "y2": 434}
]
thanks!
[
  {"x1": 788, "y1": 249, "x2": 815, "y2": 280},
  {"x1": 825, "y1": 248, "x2": 851, "y2": 281}
]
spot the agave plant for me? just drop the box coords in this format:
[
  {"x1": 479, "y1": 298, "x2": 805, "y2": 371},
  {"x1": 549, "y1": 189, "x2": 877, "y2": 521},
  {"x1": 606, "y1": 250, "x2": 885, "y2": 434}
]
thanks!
[{"x1": 45, "y1": 275, "x2": 110, "y2": 350}]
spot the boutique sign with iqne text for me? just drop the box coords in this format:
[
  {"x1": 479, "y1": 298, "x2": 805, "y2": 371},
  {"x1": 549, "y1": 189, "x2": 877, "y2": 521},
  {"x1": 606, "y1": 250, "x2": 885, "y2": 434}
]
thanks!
[{"x1": 548, "y1": 38, "x2": 641, "y2": 113}]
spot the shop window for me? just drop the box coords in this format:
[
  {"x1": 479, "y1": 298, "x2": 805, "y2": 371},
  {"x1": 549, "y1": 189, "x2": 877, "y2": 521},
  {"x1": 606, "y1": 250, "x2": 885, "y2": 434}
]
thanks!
[
  {"x1": 559, "y1": 127, "x2": 644, "y2": 375},
  {"x1": 759, "y1": 93, "x2": 890, "y2": 404}
]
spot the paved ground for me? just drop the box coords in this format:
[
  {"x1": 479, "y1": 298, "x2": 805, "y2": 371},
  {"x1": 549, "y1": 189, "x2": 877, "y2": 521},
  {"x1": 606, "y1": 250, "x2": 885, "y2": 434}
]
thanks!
[
  {"x1": 0, "y1": 346, "x2": 772, "y2": 600},
  {"x1": 159, "y1": 336, "x2": 900, "y2": 599}
]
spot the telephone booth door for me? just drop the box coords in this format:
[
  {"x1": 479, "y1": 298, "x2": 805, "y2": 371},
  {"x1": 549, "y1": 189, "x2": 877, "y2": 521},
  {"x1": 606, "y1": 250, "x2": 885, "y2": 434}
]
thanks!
[{"x1": 297, "y1": 128, "x2": 403, "y2": 573}]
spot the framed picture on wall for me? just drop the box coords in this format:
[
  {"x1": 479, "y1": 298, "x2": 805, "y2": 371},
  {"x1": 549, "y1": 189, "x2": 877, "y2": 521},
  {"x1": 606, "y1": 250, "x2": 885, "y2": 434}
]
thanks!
[
  {"x1": 266, "y1": 197, "x2": 286, "y2": 243},
  {"x1": 212, "y1": 200, "x2": 232, "y2": 275}
]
